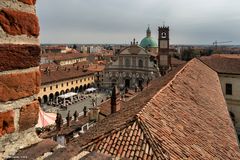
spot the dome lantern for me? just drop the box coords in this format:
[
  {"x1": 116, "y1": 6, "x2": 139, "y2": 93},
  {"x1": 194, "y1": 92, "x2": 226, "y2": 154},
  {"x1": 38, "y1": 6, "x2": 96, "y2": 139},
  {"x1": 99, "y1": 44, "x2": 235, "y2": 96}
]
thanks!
[
  {"x1": 147, "y1": 25, "x2": 151, "y2": 37},
  {"x1": 140, "y1": 26, "x2": 158, "y2": 49}
]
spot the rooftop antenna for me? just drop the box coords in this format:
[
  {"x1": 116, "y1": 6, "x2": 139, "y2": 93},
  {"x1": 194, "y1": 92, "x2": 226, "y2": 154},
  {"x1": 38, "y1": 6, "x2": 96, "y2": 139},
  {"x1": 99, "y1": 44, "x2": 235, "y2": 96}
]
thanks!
[{"x1": 163, "y1": 21, "x2": 165, "y2": 27}]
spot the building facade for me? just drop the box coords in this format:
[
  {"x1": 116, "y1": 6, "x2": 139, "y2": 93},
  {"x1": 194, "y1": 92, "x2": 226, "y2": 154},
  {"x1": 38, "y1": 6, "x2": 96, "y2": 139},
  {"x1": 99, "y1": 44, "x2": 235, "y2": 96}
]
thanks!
[
  {"x1": 38, "y1": 66, "x2": 95, "y2": 104},
  {"x1": 200, "y1": 55, "x2": 240, "y2": 136},
  {"x1": 220, "y1": 73, "x2": 240, "y2": 133},
  {"x1": 41, "y1": 52, "x2": 88, "y2": 66},
  {"x1": 104, "y1": 40, "x2": 158, "y2": 88}
]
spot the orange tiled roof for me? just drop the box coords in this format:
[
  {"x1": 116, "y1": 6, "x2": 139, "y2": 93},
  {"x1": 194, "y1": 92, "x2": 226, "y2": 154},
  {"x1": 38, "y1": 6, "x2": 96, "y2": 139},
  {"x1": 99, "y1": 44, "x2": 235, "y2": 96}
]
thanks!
[
  {"x1": 84, "y1": 121, "x2": 163, "y2": 159},
  {"x1": 200, "y1": 54, "x2": 240, "y2": 74},
  {"x1": 46, "y1": 59, "x2": 240, "y2": 159},
  {"x1": 14, "y1": 139, "x2": 58, "y2": 159},
  {"x1": 45, "y1": 53, "x2": 88, "y2": 61},
  {"x1": 87, "y1": 64, "x2": 105, "y2": 72},
  {"x1": 40, "y1": 116, "x2": 89, "y2": 139},
  {"x1": 81, "y1": 151, "x2": 126, "y2": 159},
  {"x1": 41, "y1": 65, "x2": 94, "y2": 85},
  {"x1": 213, "y1": 54, "x2": 240, "y2": 59},
  {"x1": 40, "y1": 62, "x2": 58, "y2": 70},
  {"x1": 171, "y1": 57, "x2": 186, "y2": 66}
]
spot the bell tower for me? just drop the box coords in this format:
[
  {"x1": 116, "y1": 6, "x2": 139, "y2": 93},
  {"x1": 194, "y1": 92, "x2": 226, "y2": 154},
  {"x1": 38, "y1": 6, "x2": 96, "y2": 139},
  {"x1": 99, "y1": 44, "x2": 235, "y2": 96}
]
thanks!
[
  {"x1": 158, "y1": 26, "x2": 170, "y2": 74},
  {"x1": 158, "y1": 26, "x2": 169, "y2": 50}
]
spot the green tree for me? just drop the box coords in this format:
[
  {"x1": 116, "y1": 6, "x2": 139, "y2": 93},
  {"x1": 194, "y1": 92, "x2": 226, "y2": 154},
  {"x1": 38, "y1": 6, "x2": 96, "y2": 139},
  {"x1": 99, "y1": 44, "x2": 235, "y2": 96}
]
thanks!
[{"x1": 181, "y1": 48, "x2": 196, "y2": 61}]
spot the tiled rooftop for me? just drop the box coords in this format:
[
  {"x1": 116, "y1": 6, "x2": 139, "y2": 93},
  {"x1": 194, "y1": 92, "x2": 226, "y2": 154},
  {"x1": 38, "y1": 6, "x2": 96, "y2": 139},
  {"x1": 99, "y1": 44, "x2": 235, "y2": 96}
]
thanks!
[
  {"x1": 43, "y1": 59, "x2": 240, "y2": 159},
  {"x1": 80, "y1": 151, "x2": 128, "y2": 160},
  {"x1": 214, "y1": 54, "x2": 240, "y2": 59},
  {"x1": 200, "y1": 54, "x2": 240, "y2": 74},
  {"x1": 87, "y1": 64, "x2": 105, "y2": 72},
  {"x1": 85, "y1": 121, "x2": 161, "y2": 159},
  {"x1": 41, "y1": 64, "x2": 95, "y2": 85},
  {"x1": 39, "y1": 116, "x2": 89, "y2": 139},
  {"x1": 43, "y1": 52, "x2": 89, "y2": 61},
  {"x1": 171, "y1": 57, "x2": 186, "y2": 66},
  {"x1": 14, "y1": 139, "x2": 58, "y2": 160}
]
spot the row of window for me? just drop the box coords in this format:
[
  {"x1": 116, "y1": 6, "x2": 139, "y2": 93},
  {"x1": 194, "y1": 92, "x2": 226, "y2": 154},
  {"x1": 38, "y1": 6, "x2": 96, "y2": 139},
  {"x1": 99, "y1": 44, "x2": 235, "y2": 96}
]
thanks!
[
  {"x1": 60, "y1": 58, "x2": 86, "y2": 65},
  {"x1": 43, "y1": 76, "x2": 94, "y2": 92},
  {"x1": 119, "y1": 57, "x2": 148, "y2": 68}
]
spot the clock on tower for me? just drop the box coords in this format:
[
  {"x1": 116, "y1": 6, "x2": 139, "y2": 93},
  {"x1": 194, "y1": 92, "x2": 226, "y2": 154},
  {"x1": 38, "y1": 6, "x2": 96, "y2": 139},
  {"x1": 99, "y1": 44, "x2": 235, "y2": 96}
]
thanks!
[{"x1": 158, "y1": 26, "x2": 169, "y2": 51}]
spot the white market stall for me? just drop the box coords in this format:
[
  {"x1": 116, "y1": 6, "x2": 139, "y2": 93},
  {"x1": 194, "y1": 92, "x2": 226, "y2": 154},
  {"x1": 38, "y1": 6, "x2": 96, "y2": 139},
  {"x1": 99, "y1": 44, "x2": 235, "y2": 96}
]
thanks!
[
  {"x1": 84, "y1": 87, "x2": 97, "y2": 94},
  {"x1": 57, "y1": 92, "x2": 78, "y2": 107}
]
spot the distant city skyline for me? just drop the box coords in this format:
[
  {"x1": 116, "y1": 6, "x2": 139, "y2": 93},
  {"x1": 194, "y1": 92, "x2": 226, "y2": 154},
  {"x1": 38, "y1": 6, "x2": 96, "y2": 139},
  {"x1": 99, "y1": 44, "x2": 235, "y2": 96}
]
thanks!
[{"x1": 37, "y1": 0, "x2": 240, "y2": 45}]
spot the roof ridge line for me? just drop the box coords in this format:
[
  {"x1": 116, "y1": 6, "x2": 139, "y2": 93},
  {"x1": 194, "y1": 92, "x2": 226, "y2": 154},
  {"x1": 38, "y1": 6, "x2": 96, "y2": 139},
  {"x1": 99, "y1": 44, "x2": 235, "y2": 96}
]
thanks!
[
  {"x1": 136, "y1": 117, "x2": 168, "y2": 159},
  {"x1": 197, "y1": 57, "x2": 219, "y2": 73},
  {"x1": 137, "y1": 59, "x2": 190, "y2": 116},
  {"x1": 79, "y1": 118, "x2": 137, "y2": 152}
]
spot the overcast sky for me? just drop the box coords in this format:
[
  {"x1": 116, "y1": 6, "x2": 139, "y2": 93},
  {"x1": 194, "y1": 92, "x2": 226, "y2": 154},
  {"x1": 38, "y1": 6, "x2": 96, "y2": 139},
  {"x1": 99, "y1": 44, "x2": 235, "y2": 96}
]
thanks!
[{"x1": 36, "y1": 0, "x2": 240, "y2": 45}]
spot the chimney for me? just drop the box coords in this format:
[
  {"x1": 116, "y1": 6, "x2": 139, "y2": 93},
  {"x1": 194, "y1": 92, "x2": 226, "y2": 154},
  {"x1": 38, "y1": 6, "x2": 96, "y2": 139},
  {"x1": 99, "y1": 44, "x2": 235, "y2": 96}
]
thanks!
[
  {"x1": 73, "y1": 110, "x2": 79, "y2": 121},
  {"x1": 83, "y1": 106, "x2": 87, "y2": 117},
  {"x1": 111, "y1": 86, "x2": 117, "y2": 114},
  {"x1": 66, "y1": 111, "x2": 72, "y2": 127},
  {"x1": 88, "y1": 107, "x2": 100, "y2": 122},
  {"x1": 55, "y1": 113, "x2": 63, "y2": 131},
  {"x1": 47, "y1": 69, "x2": 51, "y2": 76}
]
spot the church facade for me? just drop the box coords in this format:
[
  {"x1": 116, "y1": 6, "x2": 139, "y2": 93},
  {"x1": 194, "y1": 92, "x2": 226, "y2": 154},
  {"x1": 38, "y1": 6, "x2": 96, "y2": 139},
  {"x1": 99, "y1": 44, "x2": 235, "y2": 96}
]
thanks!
[
  {"x1": 103, "y1": 25, "x2": 171, "y2": 89},
  {"x1": 103, "y1": 39, "x2": 159, "y2": 89}
]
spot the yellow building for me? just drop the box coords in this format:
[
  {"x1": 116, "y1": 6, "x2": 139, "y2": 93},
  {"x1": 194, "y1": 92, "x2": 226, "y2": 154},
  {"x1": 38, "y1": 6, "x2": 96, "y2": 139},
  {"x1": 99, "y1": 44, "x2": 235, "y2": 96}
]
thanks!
[{"x1": 38, "y1": 64, "x2": 95, "y2": 104}]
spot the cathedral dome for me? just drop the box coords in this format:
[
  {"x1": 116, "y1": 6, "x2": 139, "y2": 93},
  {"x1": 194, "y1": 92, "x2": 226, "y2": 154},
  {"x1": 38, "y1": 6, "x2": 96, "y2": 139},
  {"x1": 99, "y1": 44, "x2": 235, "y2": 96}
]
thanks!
[
  {"x1": 140, "y1": 26, "x2": 158, "y2": 48},
  {"x1": 140, "y1": 37, "x2": 158, "y2": 48}
]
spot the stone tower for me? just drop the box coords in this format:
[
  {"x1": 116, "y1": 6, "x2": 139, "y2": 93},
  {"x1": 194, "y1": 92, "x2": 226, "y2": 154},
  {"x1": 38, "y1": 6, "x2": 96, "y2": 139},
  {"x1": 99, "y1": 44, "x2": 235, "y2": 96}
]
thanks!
[{"x1": 158, "y1": 26, "x2": 171, "y2": 74}]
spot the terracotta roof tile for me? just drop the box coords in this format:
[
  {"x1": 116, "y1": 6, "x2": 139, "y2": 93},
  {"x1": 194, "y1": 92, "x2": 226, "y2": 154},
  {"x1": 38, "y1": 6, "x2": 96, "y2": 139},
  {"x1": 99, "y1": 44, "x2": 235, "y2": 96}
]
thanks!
[
  {"x1": 171, "y1": 57, "x2": 186, "y2": 66},
  {"x1": 47, "y1": 59, "x2": 240, "y2": 159},
  {"x1": 88, "y1": 64, "x2": 105, "y2": 72},
  {"x1": 40, "y1": 116, "x2": 89, "y2": 138},
  {"x1": 200, "y1": 54, "x2": 240, "y2": 74},
  {"x1": 80, "y1": 151, "x2": 125, "y2": 160},
  {"x1": 14, "y1": 139, "x2": 58, "y2": 159},
  {"x1": 41, "y1": 65, "x2": 95, "y2": 84},
  {"x1": 47, "y1": 53, "x2": 88, "y2": 61}
]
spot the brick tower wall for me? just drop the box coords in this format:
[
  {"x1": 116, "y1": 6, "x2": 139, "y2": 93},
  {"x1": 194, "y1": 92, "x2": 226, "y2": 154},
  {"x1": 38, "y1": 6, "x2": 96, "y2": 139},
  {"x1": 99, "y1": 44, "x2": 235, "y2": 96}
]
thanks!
[{"x1": 0, "y1": 0, "x2": 41, "y2": 157}]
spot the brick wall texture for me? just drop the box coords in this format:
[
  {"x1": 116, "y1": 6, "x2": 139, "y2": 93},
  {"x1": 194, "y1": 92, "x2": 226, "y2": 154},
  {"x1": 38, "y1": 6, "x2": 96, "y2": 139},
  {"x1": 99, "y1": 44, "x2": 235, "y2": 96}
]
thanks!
[{"x1": 0, "y1": 0, "x2": 40, "y2": 138}]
